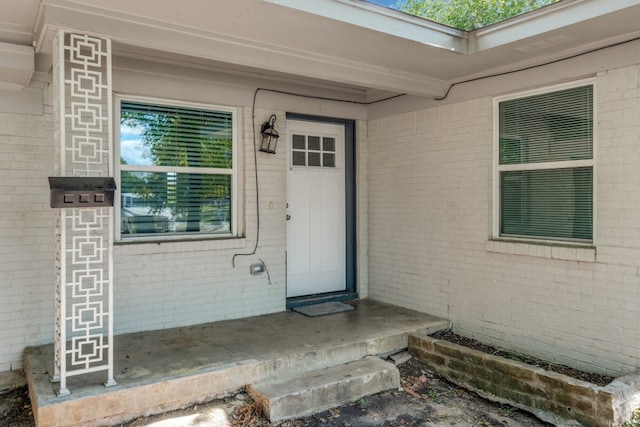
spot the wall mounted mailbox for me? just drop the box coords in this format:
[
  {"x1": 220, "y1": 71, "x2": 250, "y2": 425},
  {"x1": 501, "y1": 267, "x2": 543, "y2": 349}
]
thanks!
[{"x1": 49, "y1": 177, "x2": 117, "y2": 208}]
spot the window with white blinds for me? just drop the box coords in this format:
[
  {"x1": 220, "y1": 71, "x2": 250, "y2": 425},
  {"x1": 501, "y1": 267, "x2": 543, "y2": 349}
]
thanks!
[
  {"x1": 496, "y1": 82, "x2": 594, "y2": 243},
  {"x1": 117, "y1": 99, "x2": 236, "y2": 239}
]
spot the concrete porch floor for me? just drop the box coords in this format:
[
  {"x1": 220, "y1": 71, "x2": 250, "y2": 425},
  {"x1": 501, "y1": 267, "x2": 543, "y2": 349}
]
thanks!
[{"x1": 24, "y1": 299, "x2": 449, "y2": 427}]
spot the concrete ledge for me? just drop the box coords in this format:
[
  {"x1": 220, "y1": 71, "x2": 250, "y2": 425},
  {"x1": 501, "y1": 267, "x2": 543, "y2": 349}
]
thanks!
[
  {"x1": 23, "y1": 300, "x2": 448, "y2": 427},
  {"x1": 25, "y1": 343, "x2": 380, "y2": 427},
  {"x1": 25, "y1": 346, "x2": 252, "y2": 427},
  {"x1": 409, "y1": 334, "x2": 640, "y2": 427}
]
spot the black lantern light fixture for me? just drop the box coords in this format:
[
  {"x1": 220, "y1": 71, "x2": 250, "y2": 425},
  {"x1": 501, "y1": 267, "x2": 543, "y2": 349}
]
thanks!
[{"x1": 259, "y1": 114, "x2": 279, "y2": 154}]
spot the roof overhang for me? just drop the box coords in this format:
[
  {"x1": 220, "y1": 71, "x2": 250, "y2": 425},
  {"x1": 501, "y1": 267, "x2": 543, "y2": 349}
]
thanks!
[
  {"x1": 3, "y1": 0, "x2": 640, "y2": 98},
  {"x1": 33, "y1": 0, "x2": 455, "y2": 98},
  {"x1": 470, "y1": 0, "x2": 640, "y2": 52},
  {"x1": 264, "y1": 0, "x2": 467, "y2": 53}
]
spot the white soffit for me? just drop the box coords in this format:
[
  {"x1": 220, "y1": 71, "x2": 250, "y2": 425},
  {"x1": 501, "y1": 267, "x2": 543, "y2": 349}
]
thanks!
[
  {"x1": 0, "y1": 42, "x2": 34, "y2": 91},
  {"x1": 0, "y1": 0, "x2": 39, "y2": 45},
  {"x1": 29, "y1": 0, "x2": 640, "y2": 98},
  {"x1": 34, "y1": 0, "x2": 450, "y2": 97}
]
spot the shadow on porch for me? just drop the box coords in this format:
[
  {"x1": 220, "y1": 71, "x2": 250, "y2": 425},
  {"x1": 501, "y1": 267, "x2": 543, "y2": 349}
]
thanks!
[{"x1": 24, "y1": 299, "x2": 449, "y2": 427}]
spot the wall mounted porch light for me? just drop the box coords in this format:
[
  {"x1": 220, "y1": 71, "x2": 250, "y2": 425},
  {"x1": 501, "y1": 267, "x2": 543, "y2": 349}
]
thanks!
[{"x1": 259, "y1": 114, "x2": 279, "y2": 154}]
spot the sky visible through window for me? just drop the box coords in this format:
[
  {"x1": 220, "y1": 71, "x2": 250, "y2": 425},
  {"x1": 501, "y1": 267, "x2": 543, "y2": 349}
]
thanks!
[
  {"x1": 121, "y1": 124, "x2": 153, "y2": 166},
  {"x1": 369, "y1": 0, "x2": 398, "y2": 7},
  {"x1": 365, "y1": 0, "x2": 560, "y2": 30},
  {"x1": 368, "y1": 0, "x2": 397, "y2": 6}
]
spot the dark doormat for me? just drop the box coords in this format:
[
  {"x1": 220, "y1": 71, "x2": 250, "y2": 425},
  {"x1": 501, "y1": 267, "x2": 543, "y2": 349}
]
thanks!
[{"x1": 292, "y1": 301, "x2": 355, "y2": 317}]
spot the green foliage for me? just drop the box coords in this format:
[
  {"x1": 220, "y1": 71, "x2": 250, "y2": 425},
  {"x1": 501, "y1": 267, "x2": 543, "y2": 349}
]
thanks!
[
  {"x1": 396, "y1": 0, "x2": 560, "y2": 30},
  {"x1": 121, "y1": 111, "x2": 232, "y2": 170},
  {"x1": 624, "y1": 408, "x2": 640, "y2": 427},
  {"x1": 500, "y1": 405, "x2": 517, "y2": 417}
]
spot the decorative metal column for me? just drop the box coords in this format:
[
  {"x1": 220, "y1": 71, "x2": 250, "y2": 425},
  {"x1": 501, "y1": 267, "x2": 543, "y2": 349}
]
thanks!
[{"x1": 51, "y1": 31, "x2": 115, "y2": 396}]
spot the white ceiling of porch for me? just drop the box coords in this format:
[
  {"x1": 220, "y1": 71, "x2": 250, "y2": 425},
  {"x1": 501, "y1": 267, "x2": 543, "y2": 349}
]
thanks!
[{"x1": 2, "y1": 0, "x2": 640, "y2": 98}]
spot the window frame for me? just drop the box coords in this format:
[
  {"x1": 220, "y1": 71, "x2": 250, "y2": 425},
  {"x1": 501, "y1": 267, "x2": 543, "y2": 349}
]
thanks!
[
  {"x1": 492, "y1": 79, "x2": 597, "y2": 246},
  {"x1": 114, "y1": 95, "x2": 240, "y2": 242},
  {"x1": 290, "y1": 132, "x2": 340, "y2": 170}
]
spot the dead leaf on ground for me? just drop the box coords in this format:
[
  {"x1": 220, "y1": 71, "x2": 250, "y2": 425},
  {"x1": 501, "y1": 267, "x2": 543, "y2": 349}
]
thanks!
[
  {"x1": 402, "y1": 385, "x2": 422, "y2": 399},
  {"x1": 232, "y1": 399, "x2": 263, "y2": 427}
]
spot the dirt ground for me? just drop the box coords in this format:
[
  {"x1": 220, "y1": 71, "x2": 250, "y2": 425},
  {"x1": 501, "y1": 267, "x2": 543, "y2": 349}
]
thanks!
[{"x1": 1, "y1": 357, "x2": 552, "y2": 427}]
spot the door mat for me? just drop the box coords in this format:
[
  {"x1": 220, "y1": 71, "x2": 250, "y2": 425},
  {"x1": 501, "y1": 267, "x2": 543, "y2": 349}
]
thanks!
[{"x1": 292, "y1": 301, "x2": 355, "y2": 317}]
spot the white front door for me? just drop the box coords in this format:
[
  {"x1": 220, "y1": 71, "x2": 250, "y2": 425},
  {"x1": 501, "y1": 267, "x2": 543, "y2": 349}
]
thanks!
[{"x1": 286, "y1": 120, "x2": 346, "y2": 298}]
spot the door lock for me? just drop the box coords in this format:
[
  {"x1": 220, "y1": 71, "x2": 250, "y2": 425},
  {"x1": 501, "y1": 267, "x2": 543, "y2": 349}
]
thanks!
[{"x1": 286, "y1": 214, "x2": 291, "y2": 221}]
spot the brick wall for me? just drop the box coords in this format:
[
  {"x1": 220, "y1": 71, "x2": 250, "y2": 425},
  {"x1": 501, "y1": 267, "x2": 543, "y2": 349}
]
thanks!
[
  {"x1": 0, "y1": 98, "x2": 292, "y2": 373},
  {"x1": 4, "y1": 50, "x2": 637, "y2": 386},
  {"x1": 0, "y1": 61, "x2": 368, "y2": 377},
  {"x1": 356, "y1": 120, "x2": 369, "y2": 298},
  {"x1": 113, "y1": 108, "x2": 288, "y2": 332},
  {"x1": 367, "y1": 64, "x2": 640, "y2": 376},
  {"x1": 410, "y1": 334, "x2": 640, "y2": 427},
  {"x1": 0, "y1": 94, "x2": 288, "y2": 374},
  {"x1": 0, "y1": 83, "x2": 54, "y2": 373}
]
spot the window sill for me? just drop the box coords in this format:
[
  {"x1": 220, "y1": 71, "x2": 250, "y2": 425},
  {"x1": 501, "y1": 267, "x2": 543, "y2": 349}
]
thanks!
[
  {"x1": 486, "y1": 239, "x2": 596, "y2": 262},
  {"x1": 115, "y1": 236, "x2": 247, "y2": 254}
]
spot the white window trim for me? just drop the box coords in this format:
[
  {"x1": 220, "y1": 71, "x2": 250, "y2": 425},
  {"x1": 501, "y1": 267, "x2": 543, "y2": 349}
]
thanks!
[
  {"x1": 491, "y1": 78, "x2": 597, "y2": 248},
  {"x1": 114, "y1": 95, "x2": 240, "y2": 242}
]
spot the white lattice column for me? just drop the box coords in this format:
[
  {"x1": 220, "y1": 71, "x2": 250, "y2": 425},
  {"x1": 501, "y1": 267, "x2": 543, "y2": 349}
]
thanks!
[{"x1": 52, "y1": 31, "x2": 115, "y2": 396}]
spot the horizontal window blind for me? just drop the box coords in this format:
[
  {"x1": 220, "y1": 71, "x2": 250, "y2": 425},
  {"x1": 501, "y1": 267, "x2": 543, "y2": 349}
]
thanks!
[
  {"x1": 498, "y1": 84, "x2": 594, "y2": 243},
  {"x1": 121, "y1": 101, "x2": 233, "y2": 169},
  {"x1": 499, "y1": 85, "x2": 593, "y2": 165},
  {"x1": 501, "y1": 168, "x2": 592, "y2": 241},
  {"x1": 119, "y1": 101, "x2": 234, "y2": 238}
]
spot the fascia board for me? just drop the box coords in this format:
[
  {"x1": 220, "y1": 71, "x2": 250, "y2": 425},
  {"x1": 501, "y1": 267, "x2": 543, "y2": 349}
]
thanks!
[{"x1": 471, "y1": 0, "x2": 640, "y2": 53}]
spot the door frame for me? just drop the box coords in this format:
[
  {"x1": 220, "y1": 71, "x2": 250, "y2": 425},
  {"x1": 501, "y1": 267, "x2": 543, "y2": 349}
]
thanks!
[{"x1": 285, "y1": 113, "x2": 357, "y2": 308}]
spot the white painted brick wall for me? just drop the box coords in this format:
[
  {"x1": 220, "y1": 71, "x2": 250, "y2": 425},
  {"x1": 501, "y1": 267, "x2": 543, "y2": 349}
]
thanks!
[
  {"x1": 113, "y1": 107, "x2": 287, "y2": 333},
  {"x1": 5, "y1": 57, "x2": 637, "y2": 383},
  {"x1": 113, "y1": 115, "x2": 369, "y2": 334},
  {"x1": 368, "y1": 64, "x2": 640, "y2": 376},
  {"x1": 0, "y1": 92, "x2": 290, "y2": 372},
  {"x1": 0, "y1": 83, "x2": 54, "y2": 373},
  {"x1": 356, "y1": 120, "x2": 369, "y2": 298},
  {"x1": 0, "y1": 69, "x2": 368, "y2": 377}
]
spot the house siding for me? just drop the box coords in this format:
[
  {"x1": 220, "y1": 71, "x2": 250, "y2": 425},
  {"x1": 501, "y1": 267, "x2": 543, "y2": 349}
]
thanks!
[{"x1": 367, "y1": 64, "x2": 640, "y2": 376}]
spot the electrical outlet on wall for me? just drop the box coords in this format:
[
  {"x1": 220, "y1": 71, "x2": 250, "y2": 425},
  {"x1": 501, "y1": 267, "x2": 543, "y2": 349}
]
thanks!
[{"x1": 250, "y1": 263, "x2": 265, "y2": 275}]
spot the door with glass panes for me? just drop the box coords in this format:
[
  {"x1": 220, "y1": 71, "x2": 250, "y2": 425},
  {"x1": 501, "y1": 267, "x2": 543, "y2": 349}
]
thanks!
[{"x1": 286, "y1": 121, "x2": 346, "y2": 298}]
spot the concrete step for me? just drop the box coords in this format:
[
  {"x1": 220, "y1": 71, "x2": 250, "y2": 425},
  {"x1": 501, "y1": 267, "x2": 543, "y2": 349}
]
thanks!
[{"x1": 247, "y1": 356, "x2": 400, "y2": 422}]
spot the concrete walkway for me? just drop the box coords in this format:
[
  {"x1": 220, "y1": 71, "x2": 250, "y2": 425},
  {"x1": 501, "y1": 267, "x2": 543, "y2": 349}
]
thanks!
[{"x1": 24, "y1": 299, "x2": 449, "y2": 427}]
